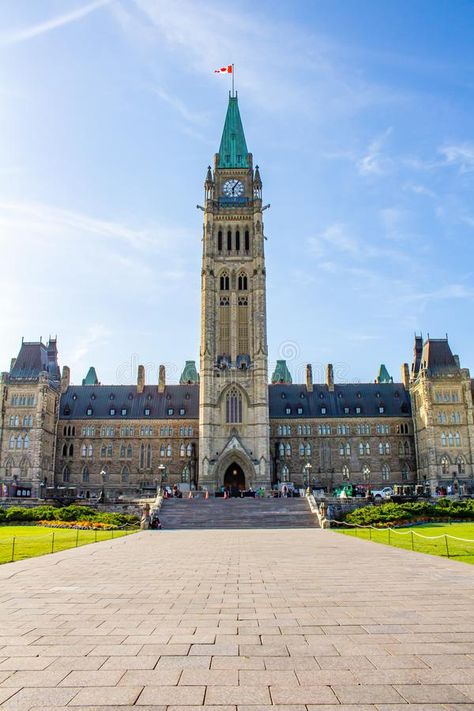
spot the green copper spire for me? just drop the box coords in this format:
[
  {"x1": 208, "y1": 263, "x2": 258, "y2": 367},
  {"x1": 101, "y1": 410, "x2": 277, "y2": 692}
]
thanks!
[
  {"x1": 82, "y1": 366, "x2": 99, "y2": 386},
  {"x1": 179, "y1": 360, "x2": 199, "y2": 385},
  {"x1": 271, "y1": 360, "x2": 293, "y2": 385},
  {"x1": 218, "y1": 93, "x2": 249, "y2": 169},
  {"x1": 376, "y1": 364, "x2": 393, "y2": 384}
]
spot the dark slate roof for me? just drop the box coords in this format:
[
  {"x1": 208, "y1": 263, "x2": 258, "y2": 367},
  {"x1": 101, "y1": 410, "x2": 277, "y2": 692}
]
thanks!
[
  {"x1": 59, "y1": 381, "x2": 412, "y2": 421},
  {"x1": 59, "y1": 384, "x2": 199, "y2": 420},
  {"x1": 419, "y1": 338, "x2": 459, "y2": 377},
  {"x1": 9, "y1": 341, "x2": 60, "y2": 383},
  {"x1": 268, "y1": 383, "x2": 411, "y2": 419}
]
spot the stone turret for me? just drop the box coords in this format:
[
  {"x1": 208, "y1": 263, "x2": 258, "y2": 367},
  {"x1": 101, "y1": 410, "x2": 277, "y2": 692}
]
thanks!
[
  {"x1": 306, "y1": 364, "x2": 313, "y2": 393},
  {"x1": 61, "y1": 366, "x2": 70, "y2": 393},
  {"x1": 158, "y1": 365, "x2": 166, "y2": 393},
  {"x1": 137, "y1": 365, "x2": 145, "y2": 394},
  {"x1": 326, "y1": 364, "x2": 334, "y2": 392}
]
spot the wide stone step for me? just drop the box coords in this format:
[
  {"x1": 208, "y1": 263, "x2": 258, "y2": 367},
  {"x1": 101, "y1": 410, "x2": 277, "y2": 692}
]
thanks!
[{"x1": 158, "y1": 497, "x2": 319, "y2": 530}]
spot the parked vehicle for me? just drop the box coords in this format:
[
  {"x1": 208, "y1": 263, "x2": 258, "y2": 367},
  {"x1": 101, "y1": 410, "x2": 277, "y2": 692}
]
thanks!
[
  {"x1": 370, "y1": 486, "x2": 393, "y2": 500},
  {"x1": 332, "y1": 483, "x2": 366, "y2": 498}
]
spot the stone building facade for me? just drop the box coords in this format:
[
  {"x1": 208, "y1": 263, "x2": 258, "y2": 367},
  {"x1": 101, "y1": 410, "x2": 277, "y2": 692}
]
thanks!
[{"x1": 1, "y1": 95, "x2": 473, "y2": 499}]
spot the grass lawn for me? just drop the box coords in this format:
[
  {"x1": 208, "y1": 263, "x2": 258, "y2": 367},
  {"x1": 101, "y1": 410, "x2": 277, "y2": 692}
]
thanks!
[
  {"x1": 0, "y1": 526, "x2": 136, "y2": 564},
  {"x1": 335, "y1": 522, "x2": 474, "y2": 564}
]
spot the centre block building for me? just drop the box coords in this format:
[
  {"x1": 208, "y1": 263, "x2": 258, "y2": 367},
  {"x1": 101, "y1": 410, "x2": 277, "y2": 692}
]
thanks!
[{"x1": 1, "y1": 94, "x2": 474, "y2": 499}]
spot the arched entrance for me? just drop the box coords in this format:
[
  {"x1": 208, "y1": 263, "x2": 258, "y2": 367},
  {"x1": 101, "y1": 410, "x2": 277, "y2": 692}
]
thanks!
[{"x1": 224, "y1": 463, "x2": 246, "y2": 494}]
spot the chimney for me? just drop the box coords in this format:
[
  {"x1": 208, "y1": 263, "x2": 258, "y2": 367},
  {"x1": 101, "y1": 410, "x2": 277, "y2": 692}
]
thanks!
[
  {"x1": 61, "y1": 365, "x2": 70, "y2": 393},
  {"x1": 326, "y1": 363, "x2": 334, "y2": 392},
  {"x1": 137, "y1": 364, "x2": 145, "y2": 394},
  {"x1": 453, "y1": 354, "x2": 460, "y2": 369},
  {"x1": 306, "y1": 364, "x2": 313, "y2": 392},
  {"x1": 158, "y1": 364, "x2": 166, "y2": 393},
  {"x1": 401, "y1": 363, "x2": 410, "y2": 389}
]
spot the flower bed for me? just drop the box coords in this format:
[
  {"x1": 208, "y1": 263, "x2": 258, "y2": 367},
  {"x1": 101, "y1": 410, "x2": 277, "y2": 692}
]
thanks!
[{"x1": 37, "y1": 520, "x2": 116, "y2": 530}]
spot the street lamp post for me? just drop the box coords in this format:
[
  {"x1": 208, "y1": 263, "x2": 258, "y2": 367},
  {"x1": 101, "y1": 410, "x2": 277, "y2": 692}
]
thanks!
[
  {"x1": 157, "y1": 464, "x2": 166, "y2": 495},
  {"x1": 100, "y1": 469, "x2": 106, "y2": 504},
  {"x1": 304, "y1": 462, "x2": 312, "y2": 493}
]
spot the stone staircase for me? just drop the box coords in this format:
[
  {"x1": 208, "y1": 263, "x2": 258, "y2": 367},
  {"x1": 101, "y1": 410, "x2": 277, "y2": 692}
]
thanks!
[{"x1": 158, "y1": 496, "x2": 319, "y2": 530}]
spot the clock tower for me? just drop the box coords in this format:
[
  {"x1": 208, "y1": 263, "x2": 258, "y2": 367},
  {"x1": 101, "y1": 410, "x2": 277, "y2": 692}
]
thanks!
[{"x1": 198, "y1": 93, "x2": 271, "y2": 492}]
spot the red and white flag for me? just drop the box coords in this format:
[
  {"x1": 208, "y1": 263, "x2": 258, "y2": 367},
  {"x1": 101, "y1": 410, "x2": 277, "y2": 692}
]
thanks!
[{"x1": 214, "y1": 65, "x2": 233, "y2": 74}]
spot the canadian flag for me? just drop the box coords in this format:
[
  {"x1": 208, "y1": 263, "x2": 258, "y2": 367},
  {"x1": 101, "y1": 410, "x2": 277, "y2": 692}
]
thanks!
[{"x1": 214, "y1": 65, "x2": 233, "y2": 74}]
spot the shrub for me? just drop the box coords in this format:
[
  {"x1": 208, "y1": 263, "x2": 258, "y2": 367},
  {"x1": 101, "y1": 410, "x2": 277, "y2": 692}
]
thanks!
[{"x1": 344, "y1": 499, "x2": 474, "y2": 526}]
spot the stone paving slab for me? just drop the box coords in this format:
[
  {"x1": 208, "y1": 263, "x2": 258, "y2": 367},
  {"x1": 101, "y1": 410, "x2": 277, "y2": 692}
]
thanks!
[{"x1": 0, "y1": 529, "x2": 473, "y2": 709}]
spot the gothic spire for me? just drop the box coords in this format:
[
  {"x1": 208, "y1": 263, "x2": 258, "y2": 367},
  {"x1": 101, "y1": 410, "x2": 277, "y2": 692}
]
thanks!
[{"x1": 218, "y1": 93, "x2": 249, "y2": 169}]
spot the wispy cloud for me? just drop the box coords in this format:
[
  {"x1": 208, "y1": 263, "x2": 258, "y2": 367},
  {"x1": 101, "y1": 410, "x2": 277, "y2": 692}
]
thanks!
[
  {"x1": 439, "y1": 142, "x2": 474, "y2": 173},
  {"x1": 0, "y1": 201, "x2": 172, "y2": 252},
  {"x1": 358, "y1": 128, "x2": 393, "y2": 176},
  {"x1": 0, "y1": 0, "x2": 112, "y2": 46}
]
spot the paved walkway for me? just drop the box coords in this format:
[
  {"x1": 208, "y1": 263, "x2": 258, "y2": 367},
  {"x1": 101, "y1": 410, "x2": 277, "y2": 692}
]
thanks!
[{"x1": 0, "y1": 529, "x2": 473, "y2": 710}]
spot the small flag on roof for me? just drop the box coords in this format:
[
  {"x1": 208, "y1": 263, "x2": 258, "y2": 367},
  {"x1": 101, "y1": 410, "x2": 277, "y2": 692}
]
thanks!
[{"x1": 214, "y1": 65, "x2": 233, "y2": 73}]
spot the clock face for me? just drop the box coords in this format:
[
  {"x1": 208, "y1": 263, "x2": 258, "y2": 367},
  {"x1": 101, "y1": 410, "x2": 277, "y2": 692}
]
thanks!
[{"x1": 223, "y1": 179, "x2": 244, "y2": 197}]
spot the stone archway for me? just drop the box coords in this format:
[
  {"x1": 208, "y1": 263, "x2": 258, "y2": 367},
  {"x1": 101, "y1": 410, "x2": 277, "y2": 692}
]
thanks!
[{"x1": 224, "y1": 462, "x2": 246, "y2": 494}]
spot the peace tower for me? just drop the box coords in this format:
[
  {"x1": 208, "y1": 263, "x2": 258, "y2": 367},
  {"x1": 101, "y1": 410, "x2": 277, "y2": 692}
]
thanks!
[{"x1": 198, "y1": 93, "x2": 271, "y2": 491}]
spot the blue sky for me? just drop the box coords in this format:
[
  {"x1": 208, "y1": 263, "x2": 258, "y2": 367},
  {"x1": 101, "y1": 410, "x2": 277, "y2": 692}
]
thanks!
[{"x1": 1, "y1": 0, "x2": 473, "y2": 386}]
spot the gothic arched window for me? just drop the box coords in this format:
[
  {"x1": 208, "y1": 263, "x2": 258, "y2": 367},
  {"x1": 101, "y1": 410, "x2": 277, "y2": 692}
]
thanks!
[
  {"x1": 281, "y1": 464, "x2": 289, "y2": 482},
  {"x1": 238, "y1": 272, "x2": 248, "y2": 290},
  {"x1": 140, "y1": 443, "x2": 145, "y2": 469},
  {"x1": 456, "y1": 456, "x2": 465, "y2": 474},
  {"x1": 362, "y1": 464, "x2": 371, "y2": 481},
  {"x1": 147, "y1": 444, "x2": 152, "y2": 468},
  {"x1": 82, "y1": 466, "x2": 89, "y2": 483},
  {"x1": 226, "y1": 387, "x2": 242, "y2": 423},
  {"x1": 382, "y1": 464, "x2": 390, "y2": 481},
  {"x1": 441, "y1": 455, "x2": 449, "y2": 474},
  {"x1": 217, "y1": 229, "x2": 222, "y2": 251},
  {"x1": 235, "y1": 229, "x2": 240, "y2": 251},
  {"x1": 121, "y1": 466, "x2": 129, "y2": 482},
  {"x1": 244, "y1": 229, "x2": 250, "y2": 251},
  {"x1": 227, "y1": 230, "x2": 232, "y2": 251},
  {"x1": 342, "y1": 465, "x2": 350, "y2": 480},
  {"x1": 63, "y1": 465, "x2": 70, "y2": 482},
  {"x1": 220, "y1": 271, "x2": 229, "y2": 291},
  {"x1": 180, "y1": 444, "x2": 186, "y2": 458}
]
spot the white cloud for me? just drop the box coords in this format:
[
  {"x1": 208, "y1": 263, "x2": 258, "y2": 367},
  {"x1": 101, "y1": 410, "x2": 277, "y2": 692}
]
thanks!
[
  {"x1": 358, "y1": 127, "x2": 393, "y2": 176},
  {"x1": 0, "y1": 0, "x2": 112, "y2": 46},
  {"x1": 439, "y1": 142, "x2": 474, "y2": 173}
]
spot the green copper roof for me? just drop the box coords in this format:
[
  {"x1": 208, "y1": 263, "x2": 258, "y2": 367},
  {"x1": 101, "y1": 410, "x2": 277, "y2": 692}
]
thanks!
[
  {"x1": 271, "y1": 360, "x2": 293, "y2": 385},
  {"x1": 82, "y1": 366, "x2": 99, "y2": 386},
  {"x1": 218, "y1": 94, "x2": 249, "y2": 169},
  {"x1": 376, "y1": 364, "x2": 393, "y2": 384},
  {"x1": 179, "y1": 360, "x2": 199, "y2": 385}
]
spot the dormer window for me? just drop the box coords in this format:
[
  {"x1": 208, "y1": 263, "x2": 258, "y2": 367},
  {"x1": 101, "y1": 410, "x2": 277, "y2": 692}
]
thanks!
[
  {"x1": 121, "y1": 408, "x2": 127, "y2": 416},
  {"x1": 321, "y1": 407, "x2": 326, "y2": 415},
  {"x1": 285, "y1": 407, "x2": 291, "y2": 415},
  {"x1": 179, "y1": 408, "x2": 185, "y2": 416},
  {"x1": 297, "y1": 407, "x2": 303, "y2": 415},
  {"x1": 144, "y1": 408, "x2": 151, "y2": 416},
  {"x1": 343, "y1": 407, "x2": 349, "y2": 414},
  {"x1": 355, "y1": 406, "x2": 361, "y2": 414},
  {"x1": 109, "y1": 408, "x2": 116, "y2": 416},
  {"x1": 86, "y1": 407, "x2": 93, "y2": 416},
  {"x1": 168, "y1": 408, "x2": 174, "y2": 416}
]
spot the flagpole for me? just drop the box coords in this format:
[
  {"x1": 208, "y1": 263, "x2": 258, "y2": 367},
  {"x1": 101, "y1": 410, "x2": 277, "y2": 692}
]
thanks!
[{"x1": 232, "y1": 64, "x2": 235, "y2": 97}]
